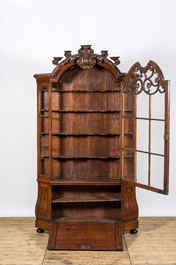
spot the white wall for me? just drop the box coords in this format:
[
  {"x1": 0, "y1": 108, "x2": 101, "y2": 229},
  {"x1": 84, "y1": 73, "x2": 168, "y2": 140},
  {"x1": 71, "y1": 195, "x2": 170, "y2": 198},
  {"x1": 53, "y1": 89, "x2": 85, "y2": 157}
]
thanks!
[{"x1": 0, "y1": 0, "x2": 176, "y2": 217}]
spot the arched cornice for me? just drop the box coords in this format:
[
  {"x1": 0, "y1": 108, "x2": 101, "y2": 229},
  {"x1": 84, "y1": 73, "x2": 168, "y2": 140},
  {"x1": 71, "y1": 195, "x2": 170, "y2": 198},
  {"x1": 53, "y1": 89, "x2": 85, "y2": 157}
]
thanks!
[{"x1": 49, "y1": 45, "x2": 123, "y2": 82}]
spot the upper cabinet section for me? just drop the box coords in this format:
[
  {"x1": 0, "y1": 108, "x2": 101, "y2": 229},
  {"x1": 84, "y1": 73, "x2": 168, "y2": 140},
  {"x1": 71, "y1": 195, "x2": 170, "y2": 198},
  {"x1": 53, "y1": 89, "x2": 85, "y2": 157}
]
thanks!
[{"x1": 34, "y1": 45, "x2": 170, "y2": 195}]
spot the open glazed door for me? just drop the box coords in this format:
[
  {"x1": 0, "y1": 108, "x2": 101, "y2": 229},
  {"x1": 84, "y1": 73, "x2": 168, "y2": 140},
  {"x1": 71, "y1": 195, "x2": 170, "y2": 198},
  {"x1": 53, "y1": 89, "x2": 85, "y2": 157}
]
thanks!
[{"x1": 121, "y1": 61, "x2": 170, "y2": 194}]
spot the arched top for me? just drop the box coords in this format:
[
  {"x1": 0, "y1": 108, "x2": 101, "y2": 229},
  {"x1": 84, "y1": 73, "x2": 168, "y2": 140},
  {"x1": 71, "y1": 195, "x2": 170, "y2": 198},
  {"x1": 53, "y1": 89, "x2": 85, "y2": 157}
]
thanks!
[
  {"x1": 123, "y1": 60, "x2": 167, "y2": 95},
  {"x1": 49, "y1": 45, "x2": 123, "y2": 82}
]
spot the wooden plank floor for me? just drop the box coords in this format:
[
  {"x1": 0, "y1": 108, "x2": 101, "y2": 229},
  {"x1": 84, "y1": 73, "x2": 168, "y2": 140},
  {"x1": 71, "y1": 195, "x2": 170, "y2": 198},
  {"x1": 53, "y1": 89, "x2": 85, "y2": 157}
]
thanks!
[{"x1": 0, "y1": 217, "x2": 176, "y2": 265}]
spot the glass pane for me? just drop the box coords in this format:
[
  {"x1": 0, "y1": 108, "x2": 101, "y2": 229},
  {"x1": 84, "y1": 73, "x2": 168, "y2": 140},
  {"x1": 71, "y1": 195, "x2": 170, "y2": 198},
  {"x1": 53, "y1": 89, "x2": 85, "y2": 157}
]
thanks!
[
  {"x1": 136, "y1": 152, "x2": 148, "y2": 185},
  {"x1": 151, "y1": 121, "x2": 164, "y2": 155},
  {"x1": 137, "y1": 119, "x2": 149, "y2": 152},
  {"x1": 151, "y1": 92, "x2": 165, "y2": 120},
  {"x1": 137, "y1": 92, "x2": 149, "y2": 118},
  {"x1": 150, "y1": 155, "x2": 164, "y2": 190}
]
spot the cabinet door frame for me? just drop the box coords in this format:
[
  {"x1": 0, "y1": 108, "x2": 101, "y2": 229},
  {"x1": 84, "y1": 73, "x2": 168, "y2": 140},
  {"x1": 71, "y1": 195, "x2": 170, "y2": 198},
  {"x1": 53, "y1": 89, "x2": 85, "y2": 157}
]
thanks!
[{"x1": 121, "y1": 61, "x2": 170, "y2": 195}]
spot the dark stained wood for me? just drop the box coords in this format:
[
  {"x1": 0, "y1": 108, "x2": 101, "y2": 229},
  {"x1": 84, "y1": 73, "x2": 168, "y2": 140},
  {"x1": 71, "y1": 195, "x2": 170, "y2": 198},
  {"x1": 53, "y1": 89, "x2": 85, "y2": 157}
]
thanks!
[{"x1": 34, "y1": 45, "x2": 170, "y2": 251}]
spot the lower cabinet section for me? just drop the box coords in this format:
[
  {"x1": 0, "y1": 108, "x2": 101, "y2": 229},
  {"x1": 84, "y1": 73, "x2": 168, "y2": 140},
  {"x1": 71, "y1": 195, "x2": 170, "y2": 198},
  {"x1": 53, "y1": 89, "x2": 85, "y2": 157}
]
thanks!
[{"x1": 48, "y1": 217, "x2": 123, "y2": 250}]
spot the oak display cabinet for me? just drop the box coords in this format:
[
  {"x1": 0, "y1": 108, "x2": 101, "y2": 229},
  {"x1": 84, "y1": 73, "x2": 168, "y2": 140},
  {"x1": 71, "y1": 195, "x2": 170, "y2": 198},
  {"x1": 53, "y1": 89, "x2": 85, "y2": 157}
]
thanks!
[{"x1": 34, "y1": 45, "x2": 170, "y2": 251}]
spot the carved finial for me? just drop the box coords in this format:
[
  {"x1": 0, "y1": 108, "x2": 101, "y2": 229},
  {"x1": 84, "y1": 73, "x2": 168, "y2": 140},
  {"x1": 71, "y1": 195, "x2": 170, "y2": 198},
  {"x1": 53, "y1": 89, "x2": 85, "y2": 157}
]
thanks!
[
  {"x1": 78, "y1": 45, "x2": 94, "y2": 57},
  {"x1": 52, "y1": 57, "x2": 63, "y2": 65},
  {"x1": 64, "y1": 51, "x2": 72, "y2": 58},
  {"x1": 101, "y1": 50, "x2": 108, "y2": 58},
  {"x1": 110, "y1": 56, "x2": 120, "y2": 65}
]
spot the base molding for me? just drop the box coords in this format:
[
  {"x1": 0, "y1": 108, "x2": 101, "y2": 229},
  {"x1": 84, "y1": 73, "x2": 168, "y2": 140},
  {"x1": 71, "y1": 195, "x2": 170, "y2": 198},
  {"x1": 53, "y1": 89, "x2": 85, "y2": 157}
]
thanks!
[
  {"x1": 35, "y1": 217, "x2": 138, "y2": 234},
  {"x1": 123, "y1": 219, "x2": 139, "y2": 232},
  {"x1": 35, "y1": 218, "x2": 50, "y2": 231}
]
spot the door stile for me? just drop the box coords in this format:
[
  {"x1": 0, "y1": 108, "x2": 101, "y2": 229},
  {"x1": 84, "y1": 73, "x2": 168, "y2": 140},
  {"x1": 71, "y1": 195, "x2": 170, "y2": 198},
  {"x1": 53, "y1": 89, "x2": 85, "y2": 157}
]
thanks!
[
  {"x1": 164, "y1": 80, "x2": 170, "y2": 194},
  {"x1": 120, "y1": 82, "x2": 124, "y2": 181},
  {"x1": 49, "y1": 82, "x2": 52, "y2": 181}
]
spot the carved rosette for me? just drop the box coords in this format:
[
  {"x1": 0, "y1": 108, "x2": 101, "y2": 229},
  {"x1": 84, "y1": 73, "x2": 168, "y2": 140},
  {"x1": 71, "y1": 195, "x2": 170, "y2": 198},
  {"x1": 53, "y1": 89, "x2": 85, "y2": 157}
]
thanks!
[
  {"x1": 123, "y1": 61, "x2": 166, "y2": 95},
  {"x1": 52, "y1": 45, "x2": 122, "y2": 78},
  {"x1": 76, "y1": 45, "x2": 96, "y2": 69}
]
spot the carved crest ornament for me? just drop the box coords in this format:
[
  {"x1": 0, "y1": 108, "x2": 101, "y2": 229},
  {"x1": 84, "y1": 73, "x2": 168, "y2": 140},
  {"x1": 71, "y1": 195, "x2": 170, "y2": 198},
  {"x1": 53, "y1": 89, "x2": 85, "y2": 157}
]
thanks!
[
  {"x1": 52, "y1": 44, "x2": 122, "y2": 76},
  {"x1": 123, "y1": 61, "x2": 166, "y2": 95}
]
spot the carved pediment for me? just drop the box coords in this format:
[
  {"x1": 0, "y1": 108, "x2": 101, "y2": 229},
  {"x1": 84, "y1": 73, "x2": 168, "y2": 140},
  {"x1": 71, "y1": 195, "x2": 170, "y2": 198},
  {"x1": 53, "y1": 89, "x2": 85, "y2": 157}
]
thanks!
[{"x1": 52, "y1": 45, "x2": 122, "y2": 79}]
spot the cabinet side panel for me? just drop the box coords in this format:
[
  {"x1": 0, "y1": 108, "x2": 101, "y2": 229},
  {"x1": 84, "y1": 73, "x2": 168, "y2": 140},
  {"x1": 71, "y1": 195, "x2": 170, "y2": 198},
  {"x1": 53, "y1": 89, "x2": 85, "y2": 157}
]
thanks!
[
  {"x1": 121, "y1": 184, "x2": 138, "y2": 222},
  {"x1": 35, "y1": 182, "x2": 52, "y2": 221}
]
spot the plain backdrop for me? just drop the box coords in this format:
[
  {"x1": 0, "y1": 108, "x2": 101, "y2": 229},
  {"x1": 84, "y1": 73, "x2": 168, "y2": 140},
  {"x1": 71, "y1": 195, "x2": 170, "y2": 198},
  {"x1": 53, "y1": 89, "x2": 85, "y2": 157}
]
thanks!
[{"x1": 0, "y1": 0, "x2": 176, "y2": 217}]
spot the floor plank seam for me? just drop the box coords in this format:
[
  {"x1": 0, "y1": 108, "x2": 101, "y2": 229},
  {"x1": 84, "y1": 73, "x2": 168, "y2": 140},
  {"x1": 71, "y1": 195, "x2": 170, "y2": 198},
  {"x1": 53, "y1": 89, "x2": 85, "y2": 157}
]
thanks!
[
  {"x1": 42, "y1": 242, "x2": 48, "y2": 265},
  {"x1": 123, "y1": 234, "x2": 132, "y2": 265}
]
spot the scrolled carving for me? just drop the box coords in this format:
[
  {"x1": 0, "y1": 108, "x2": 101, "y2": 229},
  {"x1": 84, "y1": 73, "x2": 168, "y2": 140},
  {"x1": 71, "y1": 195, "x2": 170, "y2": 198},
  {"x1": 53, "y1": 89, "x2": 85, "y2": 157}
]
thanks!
[{"x1": 123, "y1": 61, "x2": 166, "y2": 95}]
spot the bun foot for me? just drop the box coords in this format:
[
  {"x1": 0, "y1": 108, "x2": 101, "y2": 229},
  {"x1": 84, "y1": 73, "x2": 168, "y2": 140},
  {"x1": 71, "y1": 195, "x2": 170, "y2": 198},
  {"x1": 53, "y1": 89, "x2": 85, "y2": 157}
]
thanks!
[
  {"x1": 36, "y1": 228, "x2": 44, "y2": 233},
  {"x1": 130, "y1": 229, "x2": 138, "y2": 234}
]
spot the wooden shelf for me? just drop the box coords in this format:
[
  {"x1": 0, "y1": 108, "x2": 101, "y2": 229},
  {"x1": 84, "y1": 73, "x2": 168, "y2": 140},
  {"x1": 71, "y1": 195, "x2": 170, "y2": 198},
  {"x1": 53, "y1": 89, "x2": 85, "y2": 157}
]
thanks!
[
  {"x1": 53, "y1": 216, "x2": 122, "y2": 223},
  {"x1": 42, "y1": 155, "x2": 130, "y2": 159},
  {"x1": 39, "y1": 114, "x2": 49, "y2": 118},
  {"x1": 52, "y1": 195, "x2": 121, "y2": 203},
  {"x1": 52, "y1": 133, "x2": 120, "y2": 136},
  {"x1": 52, "y1": 156, "x2": 120, "y2": 160},
  {"x1": 41, "y1": 155, "x2": 49, "y2": 159},
  {"x1": 124, "y1": 110, "x2": 133, "y2": 113},
  {"x1": 40, "y1": 109, "x2": 121, "y2": 113},
  {"x1": 52, "y1": 110, "x2": 120, "y2": 113},
  {"x1": 124, "y1": 155, "x2": 133, "y2": 158},
  {"x1": 52, "y1": 89, "x2": 121, "y2": 93},
  {"x1": 41, "y1": 132, "x2": 49, "y2": 135},
  {"x1": 50, "y1": 178, "x2": 121, "y2": 186}
]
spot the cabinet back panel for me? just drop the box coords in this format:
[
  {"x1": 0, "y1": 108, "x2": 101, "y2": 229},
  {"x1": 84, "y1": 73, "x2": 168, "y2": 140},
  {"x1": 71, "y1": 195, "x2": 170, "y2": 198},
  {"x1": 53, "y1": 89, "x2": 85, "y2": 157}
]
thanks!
[
  {"x1": 52, "y1": 92, "x2": 120, "y2": 111},
  {"x1": 52, "y1": 136, "x2": 120, "y2": 156},
  {"x1": 52, "y1": 201, "x2": 121, "y2": 219},
  {"x1": 52, "y1": 113, "x2": 120, "y2": 134},
  {"x1": 51, "y1": 160, "x2": 120, "y2": 180},
  {"x1": 52, "y1": 185, "x2": 121, "y2": 200}
]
